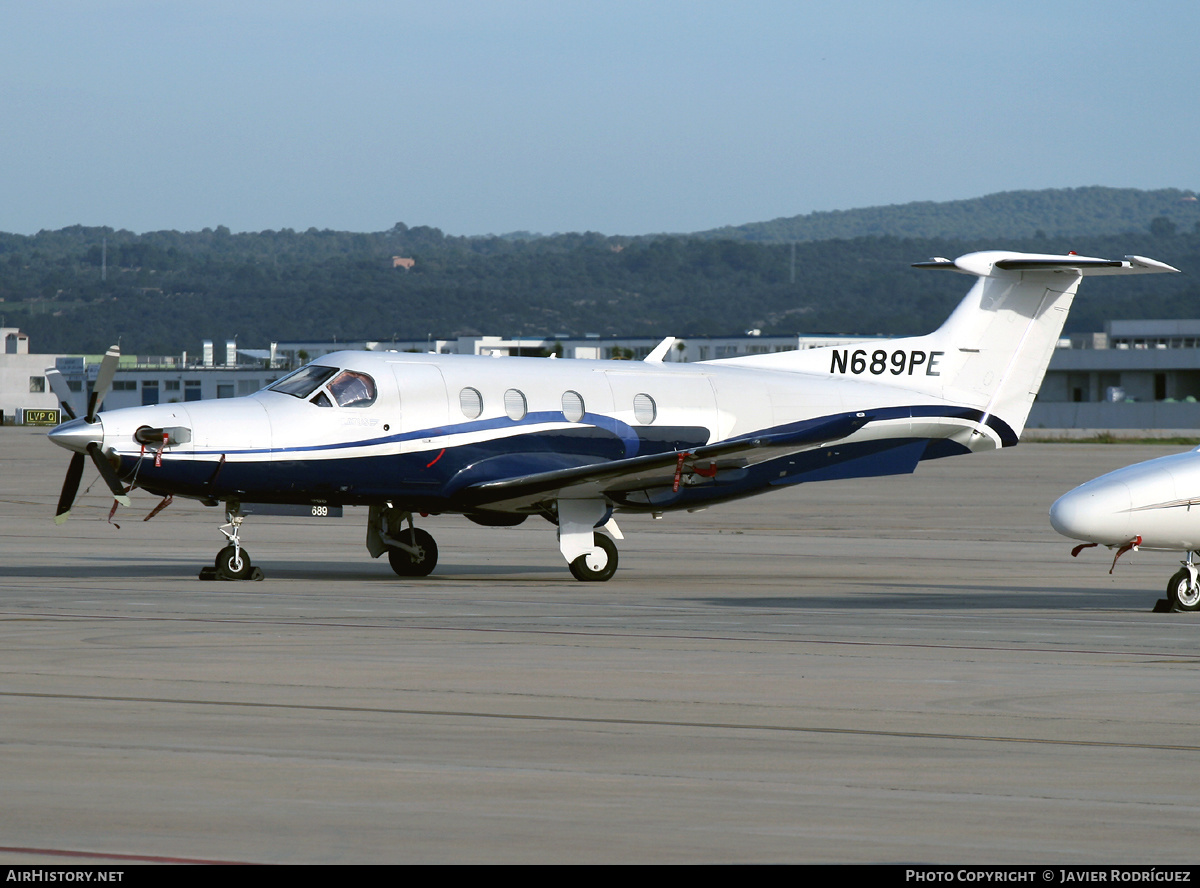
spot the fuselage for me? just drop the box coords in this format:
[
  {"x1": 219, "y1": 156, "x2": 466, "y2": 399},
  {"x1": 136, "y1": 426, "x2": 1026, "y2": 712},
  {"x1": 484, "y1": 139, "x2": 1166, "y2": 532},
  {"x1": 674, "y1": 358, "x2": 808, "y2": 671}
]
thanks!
[
  {"x1": 49, "y1": 349, "x2": 1009, "y2": 515},
  {"x1": 1050, "y1": 448, "x2": 1200, "y2": 551}
]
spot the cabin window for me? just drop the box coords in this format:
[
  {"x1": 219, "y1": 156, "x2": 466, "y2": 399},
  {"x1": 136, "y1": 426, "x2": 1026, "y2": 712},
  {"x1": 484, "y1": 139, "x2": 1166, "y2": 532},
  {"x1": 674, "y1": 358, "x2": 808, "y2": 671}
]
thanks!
[
  {"x1": 562, "y1": 390, "x2": 585, "y2": 423},
  {"x1": 504, "y1": 388, "x2": 527, "y2": 421},
  {"x1": 270, "y1": 365, "x2": 337, "y2": 398},
  {"x1": 633, "y1": 393, "x2": 656, "y2": 424},
  {"x1": 327, "y1": 370, "x2": 376, "y2": 408},
  {"x1": 460, "y1": 387, "x2": 483, "y2": 419}
]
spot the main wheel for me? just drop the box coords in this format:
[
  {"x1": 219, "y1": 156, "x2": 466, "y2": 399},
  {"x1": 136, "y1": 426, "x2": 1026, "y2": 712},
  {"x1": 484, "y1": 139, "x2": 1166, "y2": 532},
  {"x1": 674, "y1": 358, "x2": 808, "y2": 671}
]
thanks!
[
  {"x1": 568, "y1": 533, "x2": 618, "y2": 582},
  {"x1": 388, "y1": 528, "x2": 438, "y2": 577},
  {"x1": 215, "y1": 544, "x2": 253, "y2": 580},
  {"x1": 1167, "y1": 568, "x2": 1200, "y2": 611}
]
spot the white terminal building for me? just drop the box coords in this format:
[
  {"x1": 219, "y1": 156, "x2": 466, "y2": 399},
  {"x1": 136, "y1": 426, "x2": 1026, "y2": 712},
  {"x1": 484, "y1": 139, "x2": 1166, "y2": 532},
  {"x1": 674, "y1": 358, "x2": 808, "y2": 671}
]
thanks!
[{"x1": 5, "y1": 322, "x2": 1200, "y2": 431}]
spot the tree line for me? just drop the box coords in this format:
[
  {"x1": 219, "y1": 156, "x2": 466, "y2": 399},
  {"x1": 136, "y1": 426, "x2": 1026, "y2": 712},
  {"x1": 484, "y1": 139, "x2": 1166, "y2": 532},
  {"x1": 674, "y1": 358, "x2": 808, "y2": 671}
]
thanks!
[{"x1": 0, "y1": 190, "x2": 1197, "y2": 356}]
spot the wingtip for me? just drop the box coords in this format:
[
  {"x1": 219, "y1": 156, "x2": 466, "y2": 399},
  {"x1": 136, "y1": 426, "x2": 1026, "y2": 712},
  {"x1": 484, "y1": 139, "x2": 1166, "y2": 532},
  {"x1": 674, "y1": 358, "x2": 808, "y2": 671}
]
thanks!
[{"x1": 1125, "y1": 255, "x2": 1181, "y2": 274}]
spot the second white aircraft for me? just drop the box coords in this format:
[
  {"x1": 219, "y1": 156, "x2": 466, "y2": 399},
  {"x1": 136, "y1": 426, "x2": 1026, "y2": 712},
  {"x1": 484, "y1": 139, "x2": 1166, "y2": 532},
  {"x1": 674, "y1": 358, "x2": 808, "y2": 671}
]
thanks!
[{"x1": 1052, "y1": 445, "x2": 1200, "y2": 611}]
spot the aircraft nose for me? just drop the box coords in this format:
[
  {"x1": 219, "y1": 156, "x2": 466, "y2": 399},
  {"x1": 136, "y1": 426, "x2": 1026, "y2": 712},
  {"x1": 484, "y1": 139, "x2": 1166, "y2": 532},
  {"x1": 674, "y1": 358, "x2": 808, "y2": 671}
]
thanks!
[
  {"x1": 1049, "y1": 478, "x2": 1133, "y2": 545},
  {"x1": 48, "y1": 417, "x2": 104, "y2": 455}
]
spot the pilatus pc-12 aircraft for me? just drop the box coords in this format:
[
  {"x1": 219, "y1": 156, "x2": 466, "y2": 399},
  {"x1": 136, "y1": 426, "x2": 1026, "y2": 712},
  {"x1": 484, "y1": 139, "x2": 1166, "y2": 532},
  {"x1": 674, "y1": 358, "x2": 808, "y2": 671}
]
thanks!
[{"x1": 47, "y1": 250, "x2": 1178, "y2": 582}]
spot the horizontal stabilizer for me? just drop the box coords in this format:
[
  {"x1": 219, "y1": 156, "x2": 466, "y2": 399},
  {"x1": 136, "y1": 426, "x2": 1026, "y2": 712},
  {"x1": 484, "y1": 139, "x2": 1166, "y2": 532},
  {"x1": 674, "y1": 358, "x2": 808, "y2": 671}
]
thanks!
[{"x1": 913, "y1": 251, "x2": 1179, "y2": 277}]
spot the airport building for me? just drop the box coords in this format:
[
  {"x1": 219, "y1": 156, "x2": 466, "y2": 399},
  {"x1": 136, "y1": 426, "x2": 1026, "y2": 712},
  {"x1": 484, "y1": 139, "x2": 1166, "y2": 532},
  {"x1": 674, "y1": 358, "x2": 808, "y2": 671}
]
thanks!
[
  {"x1": 0, "y1": 327, "x2": 60, "y2": 424},
  {"x1": 1026, "y1": 320, "x2": 1200, "y2": 431},
  {"x1": 5, "y1": 321, "x2": 1200, "y2": 431}
]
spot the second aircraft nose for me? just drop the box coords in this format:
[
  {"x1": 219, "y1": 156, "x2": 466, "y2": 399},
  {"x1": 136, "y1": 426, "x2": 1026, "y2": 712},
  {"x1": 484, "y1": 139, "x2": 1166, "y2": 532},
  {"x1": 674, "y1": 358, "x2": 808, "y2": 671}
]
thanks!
[{"x1": 1049, "y1": 478, "x2": 1134, "y2": 546}]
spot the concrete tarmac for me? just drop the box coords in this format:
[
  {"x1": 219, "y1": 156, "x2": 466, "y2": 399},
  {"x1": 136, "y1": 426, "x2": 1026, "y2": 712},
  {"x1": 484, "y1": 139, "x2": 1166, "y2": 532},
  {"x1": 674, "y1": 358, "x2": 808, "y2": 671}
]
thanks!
[{"x1": 2, "y1": 426, "x2": 1199, "y2": 864}]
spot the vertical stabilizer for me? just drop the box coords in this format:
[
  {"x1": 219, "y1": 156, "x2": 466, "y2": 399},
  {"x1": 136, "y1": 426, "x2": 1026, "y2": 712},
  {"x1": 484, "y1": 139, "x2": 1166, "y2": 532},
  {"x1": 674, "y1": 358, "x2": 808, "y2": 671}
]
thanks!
[
  {"x1": 909, "y1": 252, "x2": 1178, "y2": 437},
  {"x1": 718, "y1": 251, "x2": 1178, "y2": 439}
]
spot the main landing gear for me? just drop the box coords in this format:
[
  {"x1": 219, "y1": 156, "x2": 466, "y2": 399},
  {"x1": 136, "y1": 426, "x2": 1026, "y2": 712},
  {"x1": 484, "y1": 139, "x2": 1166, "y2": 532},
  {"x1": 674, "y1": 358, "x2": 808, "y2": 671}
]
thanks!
[
  {"x1": 364, "y1": 499, "x2": 622, "y2": 582},
  {"x1": 387, "y1": 526, "x2": 438, "y2": 577},
  {"x1": 567, "y1": 532, "x2": 618, "y2": 582},
  {"x1": 366, "y1": 504, "x2": 439, "y2": 578},
  {"x1": 199, "y1": 502, "x2": 265, "y2": 581},
  {"x1": 1166, "y1": 553, "x2": 1200, "y2": 612},
  {"x1": 556, "y1": 499, "x2": 620, "y2": 582}
]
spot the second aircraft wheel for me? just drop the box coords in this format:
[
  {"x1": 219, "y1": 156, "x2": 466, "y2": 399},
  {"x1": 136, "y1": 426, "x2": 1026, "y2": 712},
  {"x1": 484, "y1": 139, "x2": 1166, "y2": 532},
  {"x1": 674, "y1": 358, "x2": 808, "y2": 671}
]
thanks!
[
  {"x1": 388, "y1": 528, "x2": 438, "y2": 577},
  {"x1": 568, "y1": 533, "x2": 618, "y2": 582},
  {"x1": 1167, "y1": 568, "x2": 1200, "y2": 611}
]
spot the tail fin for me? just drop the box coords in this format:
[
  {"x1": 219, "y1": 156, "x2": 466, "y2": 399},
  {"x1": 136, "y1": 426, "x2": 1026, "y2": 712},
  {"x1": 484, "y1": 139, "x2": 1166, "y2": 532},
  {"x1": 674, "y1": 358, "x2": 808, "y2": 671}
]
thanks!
[
  {"x1": 721, "y1": 251, "x2": 1179, "y2": 438},
  {"x1": 907, "y1": 251, "x2": 1177, "y2": 437}
]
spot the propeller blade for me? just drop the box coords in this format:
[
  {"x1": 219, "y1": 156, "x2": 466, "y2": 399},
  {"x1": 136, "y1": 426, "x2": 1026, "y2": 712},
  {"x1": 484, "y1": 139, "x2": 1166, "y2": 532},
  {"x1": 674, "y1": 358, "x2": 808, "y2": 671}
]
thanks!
[
  {"x1": 44, "y1": 368, "x2": 77, "y2": 420},
  {"x1": 87, "y1": 345, "x2": 120, "y2": 422},
  {"x1": 87, "y1": 442, "x2": 131, "y2": 507},
  {"x1": 54, "y1": 453, "x2": 86, "y2": 524}
]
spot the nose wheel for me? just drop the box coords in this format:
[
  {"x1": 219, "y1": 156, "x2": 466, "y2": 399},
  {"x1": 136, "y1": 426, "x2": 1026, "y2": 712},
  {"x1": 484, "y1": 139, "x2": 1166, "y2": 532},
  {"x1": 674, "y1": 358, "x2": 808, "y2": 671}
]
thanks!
[
  {"x1": 215, "y1": 544, "x2": 254, "y2": 580},
  {"x1": 200, "y1": 502, "x2": 265, "y2": 581}
]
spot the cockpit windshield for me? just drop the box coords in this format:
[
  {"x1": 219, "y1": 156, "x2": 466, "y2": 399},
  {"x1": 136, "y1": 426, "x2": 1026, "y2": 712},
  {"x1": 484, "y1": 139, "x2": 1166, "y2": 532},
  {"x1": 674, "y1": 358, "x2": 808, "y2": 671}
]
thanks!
[
  {"x1": 269, "y1": 365, "x2": 338, "y2": 398},
  {"x1": 268, "y1": 365, "x2": 377, "y2": 408}
]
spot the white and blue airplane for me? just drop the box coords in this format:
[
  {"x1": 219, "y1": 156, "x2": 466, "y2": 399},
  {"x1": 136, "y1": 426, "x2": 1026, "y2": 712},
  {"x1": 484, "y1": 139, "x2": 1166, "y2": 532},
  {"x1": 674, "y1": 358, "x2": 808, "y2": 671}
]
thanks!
[
  {"x1": 47, "y1": 249, "x2": 1178, "y2": 582},
  {"x1": 1051, "y1": 446, "x2": 1200, "y2": 611}
]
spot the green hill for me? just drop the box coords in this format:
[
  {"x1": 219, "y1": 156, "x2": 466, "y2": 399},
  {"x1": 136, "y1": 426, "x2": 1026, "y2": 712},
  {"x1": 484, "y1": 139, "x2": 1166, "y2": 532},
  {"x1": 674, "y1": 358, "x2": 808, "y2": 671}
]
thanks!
[
  {"x1": 2, "y1": 188, "x2": 1197, "y2": 355},
  {"x1": 693, "y1": 186, "x2": 1200, "y2": 242}
]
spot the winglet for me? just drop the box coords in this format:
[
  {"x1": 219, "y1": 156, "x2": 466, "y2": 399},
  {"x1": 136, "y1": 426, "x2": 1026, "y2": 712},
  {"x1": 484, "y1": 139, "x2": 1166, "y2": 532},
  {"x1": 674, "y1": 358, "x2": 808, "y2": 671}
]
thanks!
[{"x1": 644, "y1": 337, "x2": 677, "y2": 363}]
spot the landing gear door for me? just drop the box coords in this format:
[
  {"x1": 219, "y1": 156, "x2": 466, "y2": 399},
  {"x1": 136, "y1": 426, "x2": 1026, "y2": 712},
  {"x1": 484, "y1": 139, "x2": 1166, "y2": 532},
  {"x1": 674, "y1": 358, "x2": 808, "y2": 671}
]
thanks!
[{"x1": 389, "y1": 361, "x2": 450, "y2": 443}]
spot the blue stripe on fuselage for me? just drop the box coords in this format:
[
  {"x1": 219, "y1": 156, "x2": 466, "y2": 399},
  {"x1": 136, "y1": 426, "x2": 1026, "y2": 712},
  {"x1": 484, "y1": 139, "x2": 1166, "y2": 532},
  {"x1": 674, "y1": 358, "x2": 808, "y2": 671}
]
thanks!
[{"x1": 119, "y1": 404, "x2": 1013, "y2": 508}]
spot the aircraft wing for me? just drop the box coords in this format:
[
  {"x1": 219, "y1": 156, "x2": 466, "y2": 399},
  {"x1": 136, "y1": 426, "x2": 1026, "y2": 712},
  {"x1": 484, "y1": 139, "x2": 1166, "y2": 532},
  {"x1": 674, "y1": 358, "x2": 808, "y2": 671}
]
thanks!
[{"x1": 458, "y1": 413, "x2": 869, "y2": 511}]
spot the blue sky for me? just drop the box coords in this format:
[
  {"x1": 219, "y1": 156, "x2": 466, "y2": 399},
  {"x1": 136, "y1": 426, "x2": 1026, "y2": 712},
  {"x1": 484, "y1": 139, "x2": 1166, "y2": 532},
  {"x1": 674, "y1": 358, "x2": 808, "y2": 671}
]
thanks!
[{"x1": 2, "y1": 1, "x2": 1197, "y2": 236}]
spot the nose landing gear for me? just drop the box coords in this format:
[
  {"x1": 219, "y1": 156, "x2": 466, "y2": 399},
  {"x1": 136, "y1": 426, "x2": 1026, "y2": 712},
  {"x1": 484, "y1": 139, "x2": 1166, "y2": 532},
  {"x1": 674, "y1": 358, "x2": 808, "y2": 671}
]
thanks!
[
  {"x1": 1165, "y1": 553, "x2": 1200, "y2": 612},
  {"x1": 199, "y1": 502, "x2": 265, "y2": 581}
]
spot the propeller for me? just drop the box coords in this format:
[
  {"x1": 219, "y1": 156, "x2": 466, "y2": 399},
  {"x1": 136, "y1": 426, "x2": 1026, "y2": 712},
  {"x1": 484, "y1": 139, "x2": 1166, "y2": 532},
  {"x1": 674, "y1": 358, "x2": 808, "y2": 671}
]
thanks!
[
  {"x1": 88, "y1": 442, "x2": 132, "y2": 505},
  {"x1": 44, "y1": 368, "x2": 77, "y2": 420},
  {"x1": 55, "y1": 453, "x2": 86, "y2": 524},
  {"x1": 51, "y1": 345, "x2": 128, "y2": 524},
  {"x1": 87, "y1": 345, "x2": 120, "y2": 423}
]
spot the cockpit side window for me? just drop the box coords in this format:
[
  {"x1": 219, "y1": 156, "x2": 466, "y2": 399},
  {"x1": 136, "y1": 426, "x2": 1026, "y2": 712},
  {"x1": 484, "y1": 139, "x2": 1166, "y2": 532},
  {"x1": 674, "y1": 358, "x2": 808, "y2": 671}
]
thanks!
[
  {"x1": 270, "y1": 365, "x2": 337, "y2": 398},
  {"x1": 327, "y1": 370, "x2": 376, "y2": 408}
]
